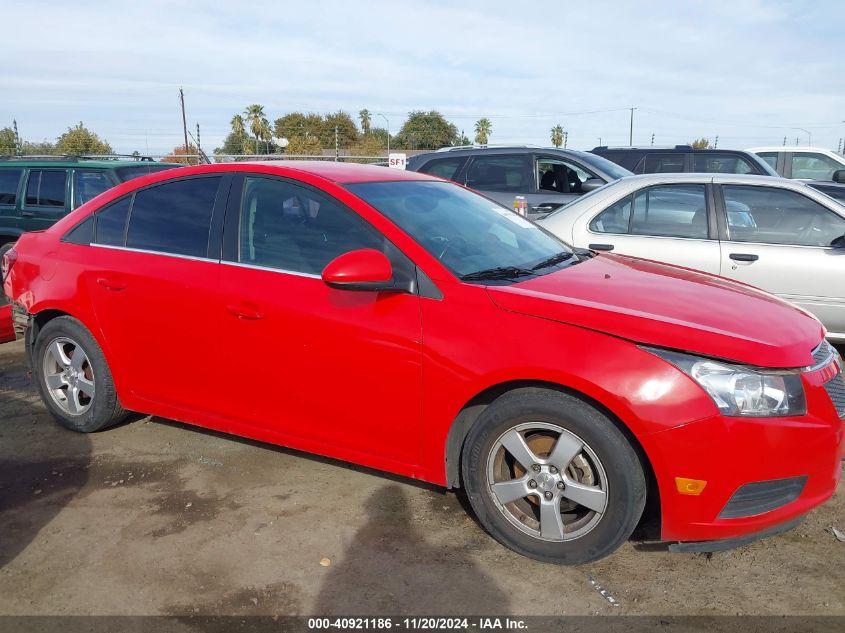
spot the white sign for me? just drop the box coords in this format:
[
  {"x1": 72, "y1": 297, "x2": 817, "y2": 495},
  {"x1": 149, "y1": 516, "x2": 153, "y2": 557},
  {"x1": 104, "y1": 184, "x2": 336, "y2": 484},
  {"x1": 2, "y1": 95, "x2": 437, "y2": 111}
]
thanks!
[{"x1": 388, "y1": 153, "x2": 407, "y2": 169}]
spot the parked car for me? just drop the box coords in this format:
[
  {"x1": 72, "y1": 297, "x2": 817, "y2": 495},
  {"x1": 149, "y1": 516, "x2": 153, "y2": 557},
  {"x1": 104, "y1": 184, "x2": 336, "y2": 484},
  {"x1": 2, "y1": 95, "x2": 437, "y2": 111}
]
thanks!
[
  {"x1": 539, "y1": 173, "x2": 845, "y2": 340},
  {"x1": 406, "y1": 146, "x2": 632, "y2": 219},
  {"x1": 748, "y1": 146, "x2": 845, "y2": 181},
  {"x1": 3, "y1": 162, "x2": 843, "y2": 564},
  {"x1": 0, "y1": 156, "x2": 181, "y2": 267},
  {"x1": 591, "y1": 145, "x2": 779, "y2": 176},
  {"x1": 805, "y1": 179, "x2": 845, "y2": 203}
]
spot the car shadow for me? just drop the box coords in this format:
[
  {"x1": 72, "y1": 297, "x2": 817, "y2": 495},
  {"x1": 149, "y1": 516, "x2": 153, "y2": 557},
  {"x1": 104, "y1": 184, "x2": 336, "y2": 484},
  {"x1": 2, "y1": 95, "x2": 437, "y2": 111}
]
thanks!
[{"x1": 313, "y1": 484, "x2": 511, "y2": 615}]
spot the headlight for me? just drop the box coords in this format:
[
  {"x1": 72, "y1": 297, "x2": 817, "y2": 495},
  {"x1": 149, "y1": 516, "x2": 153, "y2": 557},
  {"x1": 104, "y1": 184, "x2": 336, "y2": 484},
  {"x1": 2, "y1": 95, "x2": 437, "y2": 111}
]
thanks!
[{"x1": 642, "y1": 347, "x2": 806, "y2": 417}]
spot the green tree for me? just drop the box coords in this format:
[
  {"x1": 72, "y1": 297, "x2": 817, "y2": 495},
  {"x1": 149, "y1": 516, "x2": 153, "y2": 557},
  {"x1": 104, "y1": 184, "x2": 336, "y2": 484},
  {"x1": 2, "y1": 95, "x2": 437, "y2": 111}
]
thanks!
[
  {"x1": 216, "y1": 131, "x2": 255, "y2": 156},
  {"x1": 320, "y1": 111, "x2": 359, "y2": 148},
  {"x1": 359, "y1": 109, "x2": 371, "y2": 133},
  {"x1": 392, "y1": 110, "x2": 459, "y2": 150},
  {"x1": 456, "y1": 130, "x2": 471, "y2": 145},
  {"x1": 0, "y1": 127, "x2": 17, "y2": 154},
  {"x1": 20, "y1": 140, "x2": 56, "y2": 155},
  {"x1": 474, "y1": 118, "x2": 492, "y2": 145},
  {"x1": 230, "y1": 114, "x2": 246, "y2": 138},
  {"x1": 690, "y1": 138, "x2": 711, "y2": 149},
  {"x1": 349, "y1": 133, "x2": 385, "y2": 157},
  {"x1": 243, "y1": 104, "x2": 268, "y2": 154},
  {"x1": 286, "y1": 136, "x2": 323, "y2": 156},
  {"x1": 56, "y1": 122, "x2": 112, "y2": 155},
  {"x1": 550, "y1": 124, "x2": 564, "y2": 148},
  {"x1": 274, "y1": 112, "x2": 324, "y2": 141}
]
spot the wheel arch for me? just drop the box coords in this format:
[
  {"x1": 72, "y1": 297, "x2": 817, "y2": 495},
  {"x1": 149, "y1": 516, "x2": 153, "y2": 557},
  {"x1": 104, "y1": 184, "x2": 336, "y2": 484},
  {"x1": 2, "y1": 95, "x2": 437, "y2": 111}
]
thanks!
[{"x1": 443, "y1": 379, "x2": 660, "y2": 528}]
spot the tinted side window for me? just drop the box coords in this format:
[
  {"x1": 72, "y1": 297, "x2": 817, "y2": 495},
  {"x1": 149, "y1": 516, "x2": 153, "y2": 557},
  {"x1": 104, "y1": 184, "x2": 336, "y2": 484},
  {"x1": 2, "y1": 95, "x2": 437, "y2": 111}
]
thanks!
[
  {"x1": 599, "y1": 152, "x2": 642, "y2": 171},
  {"x1": 95, "y1": 197, "x2": 132, "y2": 246},
  {"x1": 642, "y1": 154, "x2": 685, "y2": 173},
  {"x1": 127, "y1": 177, "x2": 220, "y2": 257},
  {"x1": 25, "y1": 170, "x2": 68, "y2": 207},
  {"x1": 722, "y1": 185, "x2": 845, "y2": 247},
  {"x1": 631, "y1": 184, "x2": 708, "y2": 239},
  {"x1": 418, "y1": 157, "x2": 466, "y2": 181},
  {"x1": 0, "y1": 169, "x2": 22, "y2": 206},
  {"x1": 693, "y1": 154, "x2": 754, "y2": 174},
  {"x1": 589, "y1": 195, "x2": 633, "y2": 233},
  {"x1": 464, "y1": 155, "x2": 529, "y2": 192},
  {"x1": 791, "y1": 153, "x2": 843, "y2": 180},
  {"x1": 114, "y1": 164, "x2": 179, "y2": 182},
  {"x1": 238, "y1": 176, "x2": 385, "y2": 275},
  {"x1": 74, "y1": 170, "x2": 113, "y2": 207}
]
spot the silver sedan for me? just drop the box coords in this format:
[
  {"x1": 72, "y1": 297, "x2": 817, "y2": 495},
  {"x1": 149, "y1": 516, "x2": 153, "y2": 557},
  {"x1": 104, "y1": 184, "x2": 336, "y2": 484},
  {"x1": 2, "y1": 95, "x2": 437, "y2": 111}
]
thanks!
[{"x1": 538, "y1": 173, "x2": 845, "y2": 341}]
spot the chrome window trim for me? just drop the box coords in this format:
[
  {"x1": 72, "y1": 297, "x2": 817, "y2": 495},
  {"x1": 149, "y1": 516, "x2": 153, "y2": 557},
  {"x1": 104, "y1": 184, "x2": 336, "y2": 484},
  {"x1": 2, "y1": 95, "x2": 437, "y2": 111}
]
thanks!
[
  {"x1": 89, "y1": 243, "x2": 216, "y2": 264},
  {"x1": 219, "y1": 259, "x2": 322, "y2": 280}
]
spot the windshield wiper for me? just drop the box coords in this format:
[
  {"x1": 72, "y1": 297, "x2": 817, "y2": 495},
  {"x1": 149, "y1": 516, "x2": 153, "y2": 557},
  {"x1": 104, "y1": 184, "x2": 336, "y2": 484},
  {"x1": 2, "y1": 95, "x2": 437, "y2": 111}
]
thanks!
[
  {"x1": 460, "y1": 266, "x2": 535, "y2": 281},
  {"x1": 530, "y1": 251, "x2": 575, "y2": 270}
]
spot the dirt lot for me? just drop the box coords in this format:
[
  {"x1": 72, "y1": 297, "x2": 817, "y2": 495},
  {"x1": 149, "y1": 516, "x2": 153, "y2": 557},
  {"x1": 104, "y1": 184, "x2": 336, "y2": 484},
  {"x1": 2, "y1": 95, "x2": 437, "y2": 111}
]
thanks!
[{"x1": 0, "y1": 337, "x2": 843, "y2": 617}]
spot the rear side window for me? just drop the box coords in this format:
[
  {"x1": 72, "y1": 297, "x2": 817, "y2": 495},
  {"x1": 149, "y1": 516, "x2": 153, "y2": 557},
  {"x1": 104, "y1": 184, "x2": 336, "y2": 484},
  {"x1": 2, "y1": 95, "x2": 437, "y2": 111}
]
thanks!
[
  {"x1": 464, "y1": 155, "x2": 529, "y2": 192},
  {"x1": 642, "y1": 154, "x2": 685, "y2": 174},
  {"x1": 74, "y1": 170, "x2": 113, "y2": 207},
  {"x1": 25, "y1": 170, "x2": 68, "y2": 207},
  {"x1": 589, "y1": 195, "x2": 633, "y2": 233},
  {"x1": 95, "y1": 197, "x2": 132, "y2": 246},
  {"x1": 126, "y1": 177, "x2": 221, "y2": 258},
  {"x1": 693, "y1": 154, "x2": 754, "y2": 174},
  {"x1": 418, "y1": 157, "x2": 466, "y2": 181},
  {"x1": 0, "y1": 169, "x2": 22, "y2": 206},
  {"x1": 632, "y1": 184, "x2": 708, "y2": 238},
  {"x1": 114, "y1": 164, "x2": 180, "y2": 182},
  {"x1": 757, "y1": 152, "x2": 779, "y2": 170},
  {"x1": 790, "y1": 153, "x2": 843, "y2": 180}
]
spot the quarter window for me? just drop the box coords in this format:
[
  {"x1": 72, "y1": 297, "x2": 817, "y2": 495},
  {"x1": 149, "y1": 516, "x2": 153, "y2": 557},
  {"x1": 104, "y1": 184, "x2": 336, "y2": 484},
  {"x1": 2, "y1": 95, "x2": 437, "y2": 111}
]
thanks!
[
  {"x1": 0, "y1": 169, "x2": 22, "y2": 206},
  {"x1": 25, "y1": 170, "x2": 67, "y2": 207},
  {"x1": 589, "y1": 195, "x2": 633, "y2": 234},
  {"x1": 418, "y1": 157, "x2": 466, "y2": 181},
  {"x1": 464, "y1": 155, "x2": 529, "y2": 192},
  {"x1": 95, "y1": 197, "x2": 132, "y2": 246},
  {"x1": 126, "y1": 177, "x2": 220, "y2": 257},
  {"x1": 722, "y1": 185, "x2": 845, "y2": 247},
  {"x1": 693, "y1": 154, "x2": 754, "y2": 174},
  {"x1": 238, "y1": 176, "x2": 385, "y2": 275},
  {"x1": 790, "y1": 153, "x2": 844, "y2": 180},
  {"x1": 74, "y1": 170, "x2": 113, "y2": 207}
]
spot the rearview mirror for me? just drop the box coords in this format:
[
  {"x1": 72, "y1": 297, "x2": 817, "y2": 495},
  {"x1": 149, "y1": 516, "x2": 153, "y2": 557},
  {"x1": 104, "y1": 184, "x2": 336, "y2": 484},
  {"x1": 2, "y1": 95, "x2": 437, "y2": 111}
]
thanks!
[
  {"x1": 322, "y1": 249, "x2": 395, "y2": 291},
  {"x1": 580, "y1": 178, "x2": 605, "y2": 193},
  {"x1": 832, "y1": 170, "x2": 845, "y2": 184}
]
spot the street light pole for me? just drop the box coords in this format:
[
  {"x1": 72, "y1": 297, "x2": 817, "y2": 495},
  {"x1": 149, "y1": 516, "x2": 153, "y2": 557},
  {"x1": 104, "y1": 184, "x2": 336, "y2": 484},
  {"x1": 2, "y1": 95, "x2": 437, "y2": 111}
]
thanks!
[
  {"x1": 378, "y1": 114, "x2": 390, "y2": 155},
  {"x1": 629, "y1": 107, "x2": 637, "y2": 146},
  {"x1": 794, "y1": 127, "x2": 811, "y2": 146}
]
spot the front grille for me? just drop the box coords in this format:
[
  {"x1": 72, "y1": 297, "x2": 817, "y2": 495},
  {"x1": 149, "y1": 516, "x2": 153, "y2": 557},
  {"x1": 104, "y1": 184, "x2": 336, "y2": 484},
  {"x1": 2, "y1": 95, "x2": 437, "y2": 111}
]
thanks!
[
  {"x1": 823, "y1": 372, "x2": 845, "y2": 418},
  {"x1": 718, "y1": 476, "x2": 807, "y2": 519}
]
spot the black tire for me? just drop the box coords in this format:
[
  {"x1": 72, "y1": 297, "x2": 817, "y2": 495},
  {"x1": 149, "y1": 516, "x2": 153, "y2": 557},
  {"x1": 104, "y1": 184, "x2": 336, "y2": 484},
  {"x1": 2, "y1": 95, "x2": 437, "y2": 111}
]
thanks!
[
  {"x1": 33, "y1": 315, "x2": 126, "y2": 433},
  {"x1": 461, "y1": 387, "x2": 646, "y2": 564},
  {"x1": 0, "y1": 242, "x2": 13, "y2": 304}
]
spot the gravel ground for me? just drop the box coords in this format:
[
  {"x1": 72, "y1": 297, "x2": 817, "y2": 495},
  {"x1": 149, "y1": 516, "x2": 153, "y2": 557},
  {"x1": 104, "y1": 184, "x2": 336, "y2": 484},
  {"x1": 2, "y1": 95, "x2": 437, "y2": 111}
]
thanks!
[{"x1": 0, "y1": 338, "x2": 842, "y2": 617}]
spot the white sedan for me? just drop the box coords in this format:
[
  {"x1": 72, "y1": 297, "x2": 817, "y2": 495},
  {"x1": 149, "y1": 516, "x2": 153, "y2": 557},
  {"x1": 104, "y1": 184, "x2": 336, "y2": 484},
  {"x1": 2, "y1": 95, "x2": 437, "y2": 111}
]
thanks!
[{"x1": 538, "y1": 173, "x2": 845, "y2": 340}]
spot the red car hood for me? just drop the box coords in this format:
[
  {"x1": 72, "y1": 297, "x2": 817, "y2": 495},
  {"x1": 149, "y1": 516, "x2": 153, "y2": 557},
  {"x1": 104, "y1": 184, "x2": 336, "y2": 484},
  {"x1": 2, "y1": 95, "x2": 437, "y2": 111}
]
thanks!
[{"x1": 487, "y1": 254, "x2": 824, "y2": 368}]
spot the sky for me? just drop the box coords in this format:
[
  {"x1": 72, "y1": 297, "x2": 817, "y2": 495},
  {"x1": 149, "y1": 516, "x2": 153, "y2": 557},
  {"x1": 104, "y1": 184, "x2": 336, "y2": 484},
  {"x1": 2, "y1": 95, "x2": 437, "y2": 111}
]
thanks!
[{"x1": 3, "y1": 0, "x2": 845, "y2": 155}]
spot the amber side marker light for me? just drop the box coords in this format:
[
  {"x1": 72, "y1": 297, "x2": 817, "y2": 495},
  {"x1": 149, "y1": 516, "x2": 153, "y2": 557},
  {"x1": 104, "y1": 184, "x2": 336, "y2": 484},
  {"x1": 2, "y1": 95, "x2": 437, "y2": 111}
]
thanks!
[{"x1": 675, "y1": 477, "x2": 707, "y2": 495}]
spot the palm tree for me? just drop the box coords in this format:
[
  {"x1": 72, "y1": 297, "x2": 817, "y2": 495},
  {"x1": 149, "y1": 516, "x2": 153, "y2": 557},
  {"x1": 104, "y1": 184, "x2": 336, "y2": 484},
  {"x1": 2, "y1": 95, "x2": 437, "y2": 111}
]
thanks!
[
  {"x1": 258, "y1": 118, "x2": 272, "y2": 154},
  {"x1": 244, "y1": 104, "x2": 267, "y2": 154},
  {"x1": 359, "y1": 109, "x2": 371, "y2": 134},
  {"x1": 230, "y1": 114, "x2": 246, "y2": 138},
  {"x1": 474, "y1": 118, "x2": 492, "y2": 145},
  {"x1": 550, "y1": 124, "x2": 564, "y2": 148}
]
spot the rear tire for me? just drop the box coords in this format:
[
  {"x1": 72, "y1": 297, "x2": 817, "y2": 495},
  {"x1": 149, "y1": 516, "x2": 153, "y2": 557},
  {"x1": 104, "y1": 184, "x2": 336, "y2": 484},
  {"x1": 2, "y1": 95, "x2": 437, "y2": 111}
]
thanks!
[
  {"x1": 33, "y1": 316, "x2": 126, "y2": 432},
  {"x1": 461, "y1": 387, "x2": 646, "y2": 564}
]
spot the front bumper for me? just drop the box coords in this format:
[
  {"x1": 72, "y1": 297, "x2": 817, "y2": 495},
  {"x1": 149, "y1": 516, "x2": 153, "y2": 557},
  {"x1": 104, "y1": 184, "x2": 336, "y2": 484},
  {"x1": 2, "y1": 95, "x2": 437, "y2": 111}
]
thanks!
[{"x1": 641, "y1": 359, "x2": 845, "y2": 543}]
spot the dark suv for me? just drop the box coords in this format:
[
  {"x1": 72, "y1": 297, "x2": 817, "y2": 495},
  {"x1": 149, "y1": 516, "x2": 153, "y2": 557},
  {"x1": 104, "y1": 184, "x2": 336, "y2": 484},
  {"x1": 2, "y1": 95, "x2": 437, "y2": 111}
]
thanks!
[
  {"x1": 590, "y1": 145, "x2": 779, "y2": 177},
  {"x1": 0, "y1": 156, "x2": 179, "y2": 255},
  {"x1": 406, "y1": 146, "x2": 632, "y2": 219}
]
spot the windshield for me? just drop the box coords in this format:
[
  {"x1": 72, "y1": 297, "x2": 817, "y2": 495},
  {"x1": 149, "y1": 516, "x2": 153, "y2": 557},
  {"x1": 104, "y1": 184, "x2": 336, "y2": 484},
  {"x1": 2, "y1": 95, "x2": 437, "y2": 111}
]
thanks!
[
  {"x1": 579, "y1": 153, "x2": 634, "y2": 180},
  {"x1": 347, "y1": 180, "x2": 575, "y2": 283}
]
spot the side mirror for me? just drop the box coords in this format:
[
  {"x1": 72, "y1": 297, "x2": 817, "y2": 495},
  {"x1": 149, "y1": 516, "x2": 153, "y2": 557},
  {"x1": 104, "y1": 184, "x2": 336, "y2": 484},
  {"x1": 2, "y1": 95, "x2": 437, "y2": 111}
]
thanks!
[
  {"x1": 580, "y1": 178, "x2": 605, "y2": 193},
  {"x1": 831, "y1": 234, "x2": 845, "y2": 249},
  {"x1": 322, "y1": 249, "x2": 395, "y2": 291},
  {"x1": 832, "y1": 170, "x2": 845, "y2": 184}
]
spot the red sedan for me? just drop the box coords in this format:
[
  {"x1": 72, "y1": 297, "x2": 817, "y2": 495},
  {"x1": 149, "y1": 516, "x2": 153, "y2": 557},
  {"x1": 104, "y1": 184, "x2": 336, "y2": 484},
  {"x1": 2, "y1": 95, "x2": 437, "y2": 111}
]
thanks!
[{"x1": 2, "y1": 162, "x2": 843, "y2": 563}]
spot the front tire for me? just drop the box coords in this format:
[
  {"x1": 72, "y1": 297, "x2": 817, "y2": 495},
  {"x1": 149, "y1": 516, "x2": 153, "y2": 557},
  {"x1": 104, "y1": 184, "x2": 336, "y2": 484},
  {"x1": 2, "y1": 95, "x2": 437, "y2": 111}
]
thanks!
[
  {"x1": 461, "y1": 388, "x2": 646, "y2": 564},
  {"x1": 33, "y1": 316, "x2": 126, "y2": 432}
]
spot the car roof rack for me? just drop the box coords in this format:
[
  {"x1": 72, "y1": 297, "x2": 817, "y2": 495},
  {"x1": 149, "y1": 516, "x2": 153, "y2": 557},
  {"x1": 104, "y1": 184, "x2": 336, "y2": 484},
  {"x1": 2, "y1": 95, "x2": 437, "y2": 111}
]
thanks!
[
  {"x1": 434, "y1": 144, "x2": 543, "y2": 152},
  {"x1": 0, "y1": 153, "x2": 156, "y2": 162},
  {"x1": 0, "y1": 154, "x2": 80, "y2": 161},
  {"x1": 593, "y1": 145, "x2": 693, "y2": 151}
]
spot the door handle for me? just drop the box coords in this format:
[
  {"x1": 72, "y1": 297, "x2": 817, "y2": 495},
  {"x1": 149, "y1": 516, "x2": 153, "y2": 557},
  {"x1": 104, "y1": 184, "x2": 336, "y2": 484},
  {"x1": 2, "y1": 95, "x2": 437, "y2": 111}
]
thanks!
[
  {"x1": 588, "y1": 243, "x2": 615, "y2": 251},
  {"x1": 531, "y1": 203, "x2": 562, "y2": 211},
  {"x1": 729, "y1": 253, "x2": 759, "y2": 262},
  {"x1": 226, "y1": 302, "x2": 265, "y2": 320},
  {"x1": 19, "y1": 211, "x2": 35, "y2": 217},
  {"x1": 96, "y1": 276, "x2": 127, "y2": 291}
]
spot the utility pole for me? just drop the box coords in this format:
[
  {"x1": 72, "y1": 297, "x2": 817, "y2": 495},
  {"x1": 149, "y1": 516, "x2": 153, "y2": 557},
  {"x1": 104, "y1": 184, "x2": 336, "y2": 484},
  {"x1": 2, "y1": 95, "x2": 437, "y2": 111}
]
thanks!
[
  {"x1": 714, "y1": 135, "x2": 719, "y2": 149},
  {"x1": 335, "y1": 125, "x2": 339, "y2": 162},
  {"x1": 629, "y1": 107, "x2": 636, "y2": 146},
  {"x1": 196, "y1": 123, "x2": 202, "y2": 163},
  {"x1": 598, "y1": 137, "x2": 602, "y2": 146},
  {"x1": 12, "y1": 119, "x2": 20, "y2": 154},
  {"x1": 650, "y1": 133, "x2": 654, "y2": 146},
  {"x1": 563, "y1": 131, "x2": 568, "y2": 149},
  {"x1": 839, "y1": 138, "x2": 843, "y2": 154},
  {"x1": 179, "y1": 88, "x2": 190, "y2": 164},
  {"x1": 782, "y1": 136, "x2": 787, "y2": 146}
]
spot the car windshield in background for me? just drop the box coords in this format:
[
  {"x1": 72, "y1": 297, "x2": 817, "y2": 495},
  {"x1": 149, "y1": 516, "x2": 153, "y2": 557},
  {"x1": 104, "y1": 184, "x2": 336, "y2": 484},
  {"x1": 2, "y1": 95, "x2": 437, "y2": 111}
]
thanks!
[
  {"x1": 580, "y1": 153, "x2": 634, "y2": 180},
  {"x1": 347, "y1": 180, "x2": 575, "y2": 282},
  {"x1": 114, "y1": 164, "x2": 180, "y2": 182}
]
